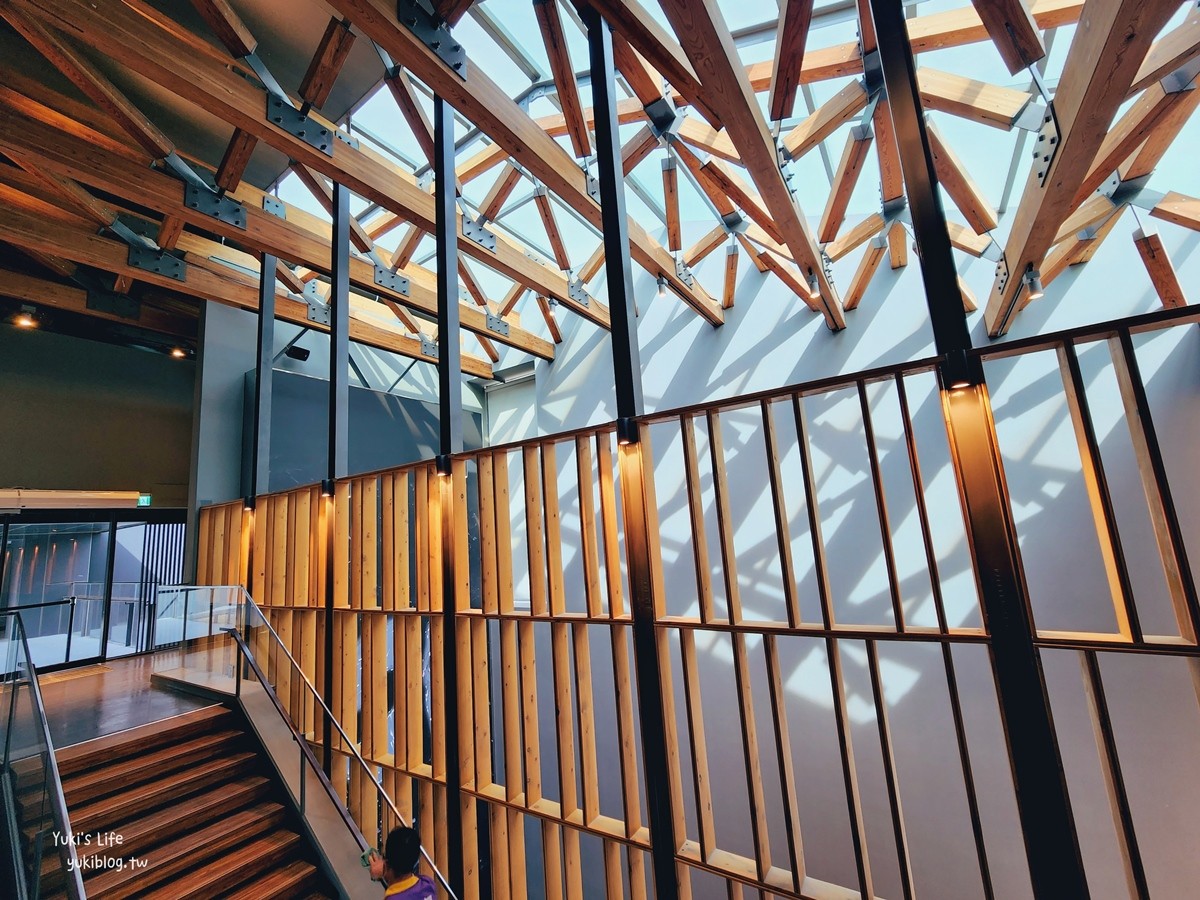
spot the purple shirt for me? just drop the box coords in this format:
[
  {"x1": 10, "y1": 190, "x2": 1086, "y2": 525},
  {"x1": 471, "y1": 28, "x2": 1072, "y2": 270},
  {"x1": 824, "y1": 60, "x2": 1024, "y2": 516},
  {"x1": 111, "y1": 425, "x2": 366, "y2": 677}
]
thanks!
[{"x1": 384, "y1": 874, "x2": 436, "y2": 898}]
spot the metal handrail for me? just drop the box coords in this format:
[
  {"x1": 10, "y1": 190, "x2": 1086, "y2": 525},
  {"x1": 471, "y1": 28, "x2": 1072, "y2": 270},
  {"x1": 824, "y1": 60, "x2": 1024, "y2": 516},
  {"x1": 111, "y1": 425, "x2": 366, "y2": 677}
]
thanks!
[
  {"x1": 1, "y1": 611, "x2": 86, "y2": 900},
  {"x1": 219, "y1": 592, "x2": 456, "y2": 897}
]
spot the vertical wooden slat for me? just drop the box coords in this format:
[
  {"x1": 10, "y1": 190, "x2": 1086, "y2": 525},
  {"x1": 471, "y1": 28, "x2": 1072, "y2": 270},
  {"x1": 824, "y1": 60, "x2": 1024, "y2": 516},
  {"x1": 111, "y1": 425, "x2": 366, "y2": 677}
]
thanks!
[
  {"x1": 431, "y1": 616, "x2": 446, "y2": 779},
  {"x1": 381, "y1": 475, "x2": 395, "y2": 611},
  {"x1": 680, "y1": 415, "x2": 715, "y2": 623},
  {"x1": 679, "y1": 628, "x2": 717, "y2": 860},
  {"x1": 519, "y1": 619, "x2": 543, "y2": 805},
  {"x1": 858, "y1": 381, "x2": 905, "y2": 631},
  {"x1": 252, "y1": 498, "x2": 268, "y2": 601},
  {"x1": 763, "y1": 634, "x2": 805, "y2": 890},
  {"x1": 495, "y1": 453, "x2": 516, "y2": 615},
  {"x1": 794, "y1": 395, "x2": 837, "y2": 630},
  {"x1": 544, "y1": 442, "x2": 566, "y2": 616},
  {"x1": 334, "y1": 481, "x2": 350, "y2": 608},
  {"x1": 552, "y1": 621, "x2": 579, "y2": 821},
  {"x1": 866, "y1": 640, "x2": 915, "y2": 899},
  {"x1": 295, "y1": 489, "x2": 312, "y2": 606},
  {"x1": 603, "y1": 840, "x2": 623, "y2": 900},
  {"x1": 271, "y1": 496, "x2": 288, "y2": 607},
  {"x1": 489, "y1": 803, "x2": 511, "y2": 897},
  {"x1": 730, "y1": 632, "x2": 771, "y2": 880},
  {"x1": 1108, "y1": 331, "x2": 1200, "y2": 642},
  {"x1": 393, "y1": 615, "x2": 408, "y2": 771},
  {"x1": 415, "y1": 467, "x2": 429, "y2": 612},
  {"x1": 761, "y1": 400, "x2": 800, "y2": 627},
  {"x1": 525, "y1": 445, "x2": 549, "y2": 615},
  {"x1": 472, "y1": 618, "x2": 493, "y2": 789},
  {"x1": 457, "y1": 619, "x2": 476, "y2": 790},
  {"x1": 507, "y1": 806, "x2": 528, "y2": 890},
  {"x1": 501, "y1": 619, "x2": 524, "y2": 805},
  {"x1": 363, "y1": 477, "x2": 379, "y2": 610},
  {"x1": 406, "y1": 615, "x2": 423, "y2": 773},
  {"x1": 576, "y1": 436, "x2": 604, "y2": 619},
  {"x1": 706, "y1": 413, "x2": 742, "y2": 622},
  {"x1": 597, "y1": 434, "x2": 626, "y2": 618},
  {"x1": 543, "y1": 821, "x2": 565, "y2": 900},
  {"x1": 1058, "y1": 342, "x2": 1139, "y2": 640},
  {"x1": 611, "y1": 624, "x2": 642, "y2": 838},
  {"x1": 478, "y1": 454, "x2": 499, "y2": 615},
  {"x1": 827, "y1": 637, "x2": 874, "y2": 898},
  {"x1": 573, "y1": 623, "x2": 601, "y2": 827},
  {"x1": 564, "y1": 825, "x2": 584, "y2": 900},
  {"x1": 1080, "y1": 649, "x2": 1150, "y2": 898}
]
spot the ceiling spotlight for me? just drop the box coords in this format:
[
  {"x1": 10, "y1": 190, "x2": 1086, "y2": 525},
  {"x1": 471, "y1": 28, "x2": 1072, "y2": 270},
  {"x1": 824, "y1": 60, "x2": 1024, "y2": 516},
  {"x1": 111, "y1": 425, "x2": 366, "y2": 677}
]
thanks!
[
  {"x1": 656, "y1": 274, "x2": 667, "y2": 299},
  {"x1": 284, "y1": 345, "x2": 310, "y2": 361},
  {"x1": 1023, "y1": 265, "x2": 1044, "y2": 302},
  {"x1": 13, "y1": 305, "x2": 37, "y2": 328},
  {"x1": 171, "y1": 347, "x2": 187, "y2": 359},
  {"x1": 806, "y1": 269, "x2": 820, "y2": 299}
]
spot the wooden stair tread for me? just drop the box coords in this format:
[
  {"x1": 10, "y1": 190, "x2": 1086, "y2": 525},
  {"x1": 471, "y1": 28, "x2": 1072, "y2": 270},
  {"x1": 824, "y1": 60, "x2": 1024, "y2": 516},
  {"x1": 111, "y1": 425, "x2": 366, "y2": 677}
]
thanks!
[
  {"x1": 137, "y1": 830, "x2": 305, "y2": 900},
  {"x1": 74, "y1": 774, "x2": 272, "y2": 861},
  {"x1": 56, "y1": 705, "x2": 231, "y2": 776},
  {"x1": 224, "y1": 857, "x2": 327, "y2": 900},
  {"x1": 62, "y1": 729, "x2": 243, "y2": 806},
  {"x1": 84, "y1": 802, "x2": 286, "y2": 899},
  {"x1": 69, "y1": 751, "x2": 257, "y2": 834}
]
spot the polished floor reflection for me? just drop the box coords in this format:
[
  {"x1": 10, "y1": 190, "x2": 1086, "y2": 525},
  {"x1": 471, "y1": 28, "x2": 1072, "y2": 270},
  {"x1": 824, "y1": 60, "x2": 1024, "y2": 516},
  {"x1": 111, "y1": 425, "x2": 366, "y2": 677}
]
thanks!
[{"x1": 38, "y1": 654, "x2": 212, "y2": 748}]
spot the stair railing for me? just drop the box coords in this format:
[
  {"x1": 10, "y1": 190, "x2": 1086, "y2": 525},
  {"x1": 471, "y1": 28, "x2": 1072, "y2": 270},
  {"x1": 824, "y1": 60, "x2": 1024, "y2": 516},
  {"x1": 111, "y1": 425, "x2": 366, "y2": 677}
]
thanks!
[
  {"x1": 219, "y1": 590, "x2": 456, "y2": 899},
  {"x1": 0, "y1": 611, "x2": 85, "y2": 900}
]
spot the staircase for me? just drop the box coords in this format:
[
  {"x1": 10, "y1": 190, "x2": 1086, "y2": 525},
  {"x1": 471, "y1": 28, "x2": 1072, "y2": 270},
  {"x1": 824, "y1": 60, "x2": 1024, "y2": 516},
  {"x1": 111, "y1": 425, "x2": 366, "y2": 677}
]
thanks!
[{"x1": 22, "y1": 704, "x2": 336, "y2": 899}]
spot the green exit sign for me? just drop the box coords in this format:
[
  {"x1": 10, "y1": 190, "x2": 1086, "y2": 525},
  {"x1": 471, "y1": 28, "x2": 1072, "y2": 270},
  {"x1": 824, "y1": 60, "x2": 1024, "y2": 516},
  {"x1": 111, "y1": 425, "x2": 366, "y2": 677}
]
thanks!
[{"x1": 137, "y1": 493, "x2": 152, "y2": 508}]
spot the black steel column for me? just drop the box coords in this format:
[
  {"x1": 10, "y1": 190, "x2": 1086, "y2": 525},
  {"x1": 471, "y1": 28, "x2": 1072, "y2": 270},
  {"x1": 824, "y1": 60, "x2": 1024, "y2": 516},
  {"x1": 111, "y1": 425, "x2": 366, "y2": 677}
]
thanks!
[
  {"x1": 251, "y1": 252, "x2": 277, "y2": 499},
  {"x1": 869, "y1": 2, "x2": 1089, "y2": 896},
  {"x1": 323, "y1": 183, "x2": 351, "y2": 775},
  {"x1": 584, "y1": 8, "x2": 643, "y2": 426},
  {"x1": 434, "y1": 96, "x2": 465, "y2": 897},
  {"x1": 586, "y1": 10, "x2": 678, "y2": 900}
]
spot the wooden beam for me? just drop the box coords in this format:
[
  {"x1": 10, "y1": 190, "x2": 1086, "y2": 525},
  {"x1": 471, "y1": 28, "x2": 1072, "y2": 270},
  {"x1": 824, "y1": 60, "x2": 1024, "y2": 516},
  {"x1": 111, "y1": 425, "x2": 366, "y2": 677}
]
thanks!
[
  {"x1": 1054, "y1": 193, "x2": 1118, "y2": 245},
  {"x1": 189, "y1": 0, "x2": 256, "y2": 58},
  {"x1": 611, "y1": 31, "x2": 663, "y2": 106},
  {"x1": 0, "y1": 107, "x2": 556, "y2": 361},
  {"x1": 0, "y1": 199, "x2": 492, "y2": 375},
  {"x1": 701, "y1": 158, "x2": 783, "y2": 244},
  {"x1": 290, "y1": 164, "x2": 376, "y2": 256},
  {"x1": 826, "y1": 212, "x2": 887, "y2": 261},
  {"x1": 0, "y1": 1, "x2": 173, "y2": 159},
  {"x1": 479, "y1": 162, "x2": 523, "y2": 222},
  {"x1": 946, "y1": 219, "x2": 993, "y2": 256},
  {"x1": 970, "y1": 0, "x2": 1045, "y2": 74},
  {"x1": 746, "y1": 0, "x2": 1084, "y2": 91},
  {"x1": 299, "y1": 17, "x2": 356, "y2": 110},
  {"x1": 1151, "y1": 191, "x2": 1200, "y2": 232},
  {"x1": 873, "y1": 100, "x2": 905, "y2": 203},
  {"x1": 818, "y1": 125, "x2": 873, "y2": 244},
  {"x1": 499, "y1": 284, "x2": 528, "y2": 316},
  {"x1": 1121, "y1": 83, "x2": 1200, "y2": 180},
  {"x1": 20, "y1": 0, "x2": 613, "y2": 326},
  {"x1": 685, "y1": 225, "x2": 728, "y2": 267},
  {"x1": 384, "y1": 67, "x2": 436, "y2": 164},
  {"x1": 533, "y1": 188, "x2": 572, "y2": 271},
  {"x1": 535, "y1": 0, "x2": 591, "y2": 158},
  {"x1": 671, "y1": 140, "x2": 737, "y2": 217},
  {"x1": 0, "y1": 266, "x2": 194, "y2": 335},
  {"x1": 721, "y1": 240, "x2": 737, "y2": 309},
  {"x1": 390, "y1": 225, "x2": 424, "y2": 270},
  {"x1": 985, "y1": 0, "x2": 1180, "y2": 335},
  {"x1": 917, "y1": 67, "x2": 1033, "y2": 130},
  {"x1": 887, "y1": 220, "x2": 908, "y2": 269},
  {"x1": 621, "y1": 124, "x2": 659, "y2": 174},
  {"x1": 674, "y1": 117, "x2": 740, "y2": 163},
  {"x1": 655, "y1": 0, "x2": 843, "y2": 328},
  {"x1": 214, "y1": 129, "x2": 258, "y2": 192},
  {"x1": 843, "y1": 236, "x2": 887, "y2": 310},
  {"x1": 433, "y1": 0, "x2": 475, "y2": 26},
  {"x1": 926, "y1": 121, "x2": 998, "y2": 234},
  {"x1": 768, "y1": 0, "x2": 814, "y2": 121},
  {"x1": 759, "y1": 251, "x2": 821, "y2": 313},
  {"x1": 1076, "y1": 75, "x2": 1200, "y2": 208},
  {"x1": 781, "y1": 79, "x2": 869, "y2": 159},
  {"x1": 1133, "y1": 228, "x2": 1187, "y2": 308},
  {"x1": 457, "y1": 258, "x2": 489, "y2": 307},
  {"x1": 572, "y1": 0, "x2": 720, "y2": 126},
  {"x1": 1042, "y1": 206, "x2": 1123, "y2": 286},
  {"x1": 957, "y1": 275, "x2": 978, "y2": 312},
  {"x1": 662, "y1": 158, "x2": 681, "y2": 252},
  {"x1": 1131, "y1": 7, "x2": 1200, "y2": 93},
  {"x1": 535, "y1": 293, "x2": 563, "y2": 342},
  {"x1": 319, "y1": 0, "x2": 716, "y2": 320},
  {"x1": 578, "y1": 243, "x2": 606, "y2": 282}
]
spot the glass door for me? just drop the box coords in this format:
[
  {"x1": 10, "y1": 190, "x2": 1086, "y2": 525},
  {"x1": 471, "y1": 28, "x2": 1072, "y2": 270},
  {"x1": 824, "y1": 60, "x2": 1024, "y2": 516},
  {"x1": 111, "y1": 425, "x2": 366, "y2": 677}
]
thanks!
[
  {"x1": 106, "y1": 520, "x2": 186, "y2": 657},
  {"x1": 1, "y1": 521, "x2": 111, "y2": 668}
]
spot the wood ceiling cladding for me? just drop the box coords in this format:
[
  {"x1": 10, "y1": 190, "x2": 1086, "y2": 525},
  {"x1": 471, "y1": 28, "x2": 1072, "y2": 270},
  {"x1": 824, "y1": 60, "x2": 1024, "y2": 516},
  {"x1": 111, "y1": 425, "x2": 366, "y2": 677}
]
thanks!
[{"x1": 0, "y1": 0, "x2": 1196, "y2": 359}]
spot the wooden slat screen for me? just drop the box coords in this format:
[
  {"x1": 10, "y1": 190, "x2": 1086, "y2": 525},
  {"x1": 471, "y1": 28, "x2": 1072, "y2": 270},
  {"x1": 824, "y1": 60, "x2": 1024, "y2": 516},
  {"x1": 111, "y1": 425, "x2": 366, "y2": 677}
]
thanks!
[{"x1": 194, "y1": 309, "x2": 1200, "y2": 898}]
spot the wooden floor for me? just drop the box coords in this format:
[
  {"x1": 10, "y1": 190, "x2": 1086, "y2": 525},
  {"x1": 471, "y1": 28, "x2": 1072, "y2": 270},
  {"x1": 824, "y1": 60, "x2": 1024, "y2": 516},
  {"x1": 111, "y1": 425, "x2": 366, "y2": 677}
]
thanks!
[{"x1": 38, "y1": 654, "x2": 212, "y2": 749}]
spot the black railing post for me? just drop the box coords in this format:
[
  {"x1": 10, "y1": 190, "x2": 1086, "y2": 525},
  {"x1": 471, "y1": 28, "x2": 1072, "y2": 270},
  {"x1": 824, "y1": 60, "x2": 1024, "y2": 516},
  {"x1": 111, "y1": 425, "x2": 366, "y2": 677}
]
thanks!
[
  {"x1": 434, "y1": 94, "x2": 466, "y2": 898},
  {"x1": 868, "y1": 2, "x2": 1089, "y2": 895},
  {"x1": 585, "y1": 10, "x2": 679, "y2": 900}
]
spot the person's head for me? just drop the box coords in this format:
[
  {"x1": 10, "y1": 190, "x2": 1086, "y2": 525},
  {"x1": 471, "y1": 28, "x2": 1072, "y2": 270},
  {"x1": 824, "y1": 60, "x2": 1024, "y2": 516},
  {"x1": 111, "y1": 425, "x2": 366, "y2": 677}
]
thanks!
[{"x1": 383, "y1": 826, "x2": 421, "y2": 881}]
